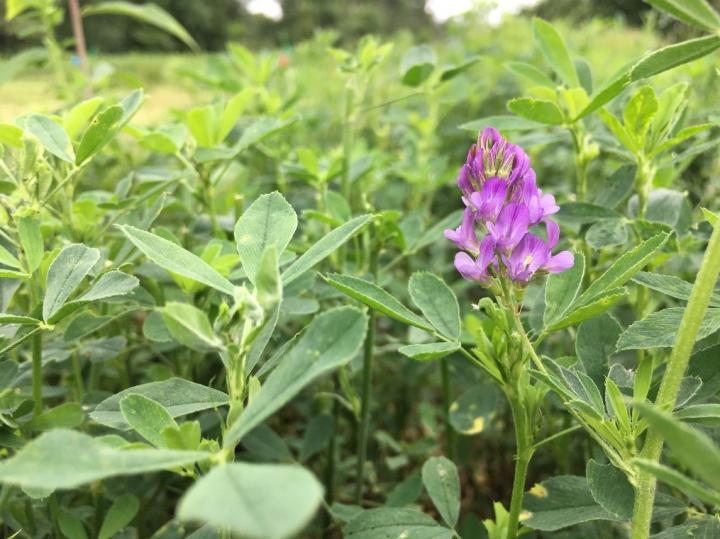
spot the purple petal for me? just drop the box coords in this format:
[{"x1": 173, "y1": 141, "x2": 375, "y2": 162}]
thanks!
[
  {"x1": 545, "y1": 250, "x2": 575, "y2": 273},
  {"x1": 454, "y1": 252, "x2": 482, "y2": 281}
]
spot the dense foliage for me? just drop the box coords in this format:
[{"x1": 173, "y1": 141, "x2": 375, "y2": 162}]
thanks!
[{"x1": 1, "y1": 0, "x2": 720, "y2": 538}]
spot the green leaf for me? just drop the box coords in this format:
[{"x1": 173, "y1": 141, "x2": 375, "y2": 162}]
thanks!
[
  {"x1": 523, "y1": 475, "x2": 621, "y2": 531},
  {"x1": 532, "y1": 18, "x2": 579, "y2": 87},
  {"x1": 344, "y1": 508, "x2": 454, "y2": 539},
  {"x1": 576, "y1": 313, "x2": 622, "y2": 389},
  {"x1": 26, "y1": 403, "x2": 86, "y2": 431},
  {"x1": 633, "y1": 271, "x2": 720, "y2": 306},
  {"x1": 50, "y1": 270, "x2": 139, "y2": 323},
  {"x1": 255, "y1": 245, "x2": 282, "y2": 311},
  {"x1": 400, "y1": 45, "x2": 436, "y2": 87},
  {"x1": 399, "y1": 342, "x2": 460, "y2": 361},
  {"x1": 506, "y1": 61, "x2": 555, "y2": 87},
  {"x1": 224, "y1": 307, "x2": 367, "y2": 447},
  {"x1": 631, "y1": 35, "x2": 720, "y2": 80},
  {"x1": 422, "y1": 456, "x2": 460, "y2": 527},
  {"x1": 83, "y1": 1, "x2": 200, "y2": 51},
  {"x1": 324, "y1": 273, "x2": 433, "y2": 331},
  {"x1": 98, "y1": 494, "x2": 140, "y2": 539},
  {"x1": 635, "y1": 402, "x2": 720, "y2": 491},
  {"x1": 0, "y1": 122, "x2": 23, "y2": 147},
  {"x1": 408, "y1": 272, "x2": 460, "y2": 340},
  {"x1": 58, "y1": 511, "x2": 88, "y2": 539},
  {"x1": 645, "y1": 0, "x2": 720, "y2": 32},
  {"x1": 17, "y1": 215, "x2": 44, "y2": 274},
  {"x1": 177, "y1": 463, "x2": 323, "y2": 539},
  {"x1": 121, "y1": 394, "x2": 177, "y2": 447},
  {"x1": 75, "y1": 105, "x2": 123, "y2": 165},
  {"x1": 299, "y1": 415, "x2": 334, "y2": 462},
  {"x1": 556, "y1": 203, "x2": 621, "y2": 226},
  {"x1": 623, "y1": 86, "x2": 658, "y2": 141},
  {"x1": 546, "y1": 288, "x2": 627, "y2": 332},
  {"x1": 594, "y1": 164, "x2": 636, "y2": 209},
  {"x1": 187, "y1": 105, "x2": 217, "y2": 147},
  {"x1": 90, "y1": 378, "x2": 229, "y2": 430},
  {"x1": 575, "y1": 233, "x2": 670, "y2": 307},
  {"x1": 617, "y1": 307, "x2": 720, "y2": 351},
  {"x1": 449, "y1": 383, "x2": 498, "y2": 435},
  {"x1": 218, "y1": 89, "x2": 254, "y2": 141},
  {"x1": 586, "y1": 460, "x2": 634, "y2": 520},
  {"x1": 281, "y1": 215, "x2": 371, "y2": 285},
  {"x1": 0, "y1": 429, "x2": 207, "y2": 490},
  {"x1": 508, "y1": 98, "x2": 565, "y2": 125},
  {"x1": 439, "y1": 56, "x2": 480, "y2": 82},
  {"x1": 633, "y1": 459, "x2": 720, "y2": 507},
  {"x1": 25, "y1": 114, "x2": 75, "y2": 163},
  {"x1": 544, "y1": 251, "x2": 584, "y2": 326},
  {"x1": 235, "y1": 192, "x2": 297, "y2": 284},
  {"x1": 63, "y1": 96, "x2": 104, "y2": 140},
  {"x1": 575, "y1": 71, "x2": 632, "y2": 121},
  {"x1": 676, "y1": 403, "x2": 720, "y2": 426},
  {"x1": 0, "y1": 313, "x2": 41, "y2": 325},
  {"x1": 586, "y1": 219, "x2": 628, "y2": 250},
  {"x1": 43, "y1": 244, "x2": 100, "y2": 322},
  {"x1": 119, "y1": 225, "x2": 234, "y2": 295},
  {"x1": 160, "y1": 302, "x2": 224, "y2": 353}
]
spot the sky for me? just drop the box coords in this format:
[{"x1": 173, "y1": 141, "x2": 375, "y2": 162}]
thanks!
[{"x1": 245, "y1": 0, "x2": 540, "y2": 25}]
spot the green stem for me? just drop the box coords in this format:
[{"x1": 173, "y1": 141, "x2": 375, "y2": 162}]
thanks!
[
  {"x1": 341, "y1": 82, "x2": 355, "y2": 207},
  {"x1": 630, "y1": 221, "x2": 720, "y2": 539},
  {"x1": 506, "y1": 395, "x2": 533, "y2": 539},
  {"x1": 31, "y1": 331, "x2": 42, "y2": 417},
  {"x1": 354, "y1": 307, "x2": 376, "y2": 505},
  {"x1": 440, "y1": 358, "x2": 456, "y2": 461}
]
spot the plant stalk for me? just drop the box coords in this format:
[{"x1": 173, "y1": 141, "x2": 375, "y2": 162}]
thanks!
[
  {"x1": 354, "y1": 307, "x2": 376, "y2": 505},
  {"x1": 506, "y1": 395, "x2": 533, "y2": 539},
  {"x1": 440, "y1": 358, "x2": 456, "y2": 461},
  {"x1": 630, "y1": 220, "x2": 720, "y2": 539}
]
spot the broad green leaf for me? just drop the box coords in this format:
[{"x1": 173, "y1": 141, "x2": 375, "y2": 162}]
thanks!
[
  {"x1": 651, "y1": 122, "x2": 715, "y2": 157},
  {"x1": 299, "y1": 415, "x2": 334, "y2": 462},
  {"x1": 532, "y1": 18, "x2": 579, "y2": 87},
  {"x1": 399, "y1": 342, "x2": 460, "y2": 361},
  {"x1": 0, "y1": 313, "x2": 41, "y2": 325},
  {"x1": 449, "y1": 383, "x2": 498, "y2": 435},
  {"x1": 121, "y1": 394, "x2": 177, "y2": 447},
  {"x1": 324, "y1": 273, "x2": 433, "y2": 331},
  {"x1": 546, "y1": 288, "x2": 627, "y2": 332},
  {"x1": 400, "y1": 45, "x2": 436, "y2": 87},
  {"x1": 160, "y1": 302, "x2": 224, "y2": 353},
  {"x1": 576, "y1": 233, "x2": 670, "y2": 306},
  {"x1": 523, "y1": 475, "x2": 621, "y2": 531},
  {"x1": 422, "y1": 456, "x2": 460, "y2": 527},
  {"x1": 255, "y1": 245, "x2": 282, "y2": 311},
  {"x1": 281, "y1": 215, "x2": 371, "y2": 285},
  {"x1": 0, "y1": 122, "x2": 23, "y2": 147},
  {"x1": 631, "y1": 35, "x2": 720, "y2": 80},
  {"x1": 43, "y1": 244, "x2": 100, "y2": 322},
  {"x1": 594, "y1": 164, "x2": 636, "y2": 209},
  {"x1": 645, "y1": 0, "x2": 720, "y2": 32},
  {"x1": 187, "y1": 105, "x2": 217, "y2": 147},
  {"x1": 0, "y1": 243, "x2": 22, "y2": 270},
  {"x1": 408, "y1": 272, "x2": 460, "y2": 340},
  {"x1": 586, "y1": 460, "x2": 634, "y2": 520},
  {"x1": 386, "y1": 471, "x2": 423, "y2": 507},
  {"x1": 50, "y1": 270, "x2": 139, "y2": 323},
  {"x1": 633, "y1": 459, "x2": 720, "y2": 507},
  {"x1": 636, "y1": 402, "x2": 720, "y2": 491},
  {"x1": 439, "y1": 56, "x2": 480, "y2": 82},
  {"x1": 75, "y1": 105, "x2": 123, "y2": 165},
  {"x1": 345, "y1": 508, "x2": 454, "y2": 539},
  {"x1": 506, "y1": 61, "x2": 555, "y2": 87},
  {"x1": 218, "y1": 89, "x2": 254, "y2": 141},
  {"x1": 508, "y1": 98, "x2": 564, "y2": 125},
  {"x1": 623, "y1": 86, "x2": 657, "y2": 141},
  {"x1": 177, "y1": 463, "x2": 323, "y2": 539},
  {"x1": 599, "y1": 109, "x2": 636, "y2": 152},
  {"x1": 25, "y1": 114, "x2": 75, "y2": 163},
  {"x1": 83, "y1": 1, "x2": 200, "y2": 51},
  {"x1": 235, "y1": 192, "x2": 297, "y2": 284},
  {"x1": 17, "y1": 215, "x2": 43, "y2": 274},
  {"x1": 63, "y1": 96, "x2": 104, "y2": 139},
  {"x1": 26, "y1": 403, "x2": 85, "y2": 431},
  {"x1": 586, "y1": 219, "x2": 628, "y2": 249},
  {"x1": 676, "y1": 403, "x2": 720, "y2": 426},
  {"x1": 576, "y1": 313, "x2": 622, "y2": 389},
  {"x1": 575, "y1": 71, "x2": 631, "y2": 120},
  {"x1": 556, "y1": 203, "x2": 621, "y2": 226},
  {"x1": 544, "y1": 251, "x2": 584, "y2": 326},
  {"x1": 91, "y1": 378, "x2": 229, "y2": 430},
  {"x1": 98, "y1": 494, "x2": 140, "y2": 539},
  {"x1": 58, "y1": 511, "x2": 88, "y2": 539},
  {"x1": 119, "y1": 225, "x2": 234, "y2": 295},
  {"x1": 0, "y1": 429, "x2": 207, "y2": 489},
  {"x1": 224, "y1": 306, "x2": 367, "y2": 447},
  {"x1": 633, "y1": 271, "x2": 720, "y2": 306},
  {"x1": 616, "y1": 307, "x2": 720, "y2": 351}
]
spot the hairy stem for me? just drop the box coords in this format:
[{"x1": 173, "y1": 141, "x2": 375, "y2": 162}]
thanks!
[
  {"x1": 631, "y1": 221, "x2": 720, "y2": 539},
  {"x1": 506, "y1": 395, "x2": 533, "y2": 539}
]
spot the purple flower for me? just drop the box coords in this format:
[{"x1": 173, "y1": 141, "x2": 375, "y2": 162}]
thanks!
[
  {"x1": 454, "y1": 236, "x2": 496, "y2": 282},
  {"x1": 445, "y1": 208, "x2": 480, "y2": 255},
  {"x1": 468, "y1": 178, "x2": 507, "y2": 222},
  {"x1": 447, "y1": 126, "x2": 573, "y2": 286},
  {"x1": 487, "y1": 203, "x2": 529, "y2": 251}
]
